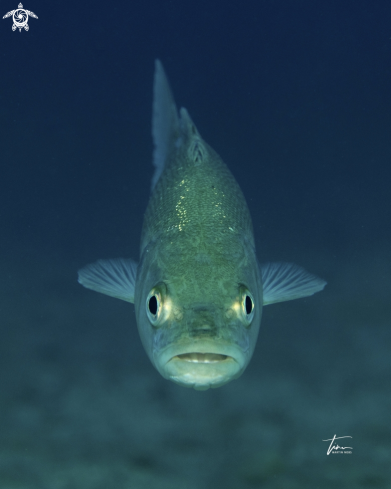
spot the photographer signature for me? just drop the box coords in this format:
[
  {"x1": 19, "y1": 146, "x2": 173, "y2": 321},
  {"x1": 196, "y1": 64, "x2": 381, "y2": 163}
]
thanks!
[{"x1": 322, "y1": 435, "x2": 353, "y2": 455}]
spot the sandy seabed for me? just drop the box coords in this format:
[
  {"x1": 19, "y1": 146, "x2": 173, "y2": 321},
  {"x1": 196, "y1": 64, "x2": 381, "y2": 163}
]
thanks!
[{"x1": 0, "y1": 245, "x2": 390, "y2": 489}]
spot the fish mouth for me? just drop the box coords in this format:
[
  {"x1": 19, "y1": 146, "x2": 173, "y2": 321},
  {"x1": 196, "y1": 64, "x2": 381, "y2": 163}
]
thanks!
[
  {"x1": 156, "y1": 343, "x2": 247, "y2": 390},
  {"x1": 173, "y1": 352, "x2": 229, "y2": 363}
]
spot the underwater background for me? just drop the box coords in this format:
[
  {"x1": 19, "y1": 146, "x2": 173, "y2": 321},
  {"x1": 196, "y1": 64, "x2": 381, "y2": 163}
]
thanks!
[{"x1": 0, "y1": 0, "x2": 390, "y2": 487}]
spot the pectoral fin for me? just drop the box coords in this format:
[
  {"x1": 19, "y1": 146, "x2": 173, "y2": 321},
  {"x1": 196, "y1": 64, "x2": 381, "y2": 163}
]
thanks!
[
  {"x1": 78, "y1": 258, "x2": 137, "y2": 303},
  {"x1": 261, "y1": 262, "x2": 326, "y2": 305}
]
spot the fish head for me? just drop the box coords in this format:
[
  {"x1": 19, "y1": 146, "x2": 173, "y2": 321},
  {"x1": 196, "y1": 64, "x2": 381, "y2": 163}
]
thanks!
[{"x1": 134, "y1": 238, "x2": 263, "y2": 390}]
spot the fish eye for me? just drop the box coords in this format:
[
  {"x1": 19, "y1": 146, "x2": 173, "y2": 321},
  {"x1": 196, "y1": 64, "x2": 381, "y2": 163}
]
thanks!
[
  {"x1": 245, "y1": 295, "x2": 253, "y2": 315},
  {"x1": 240, "y1": 287, "x2": 255, "y2": 326},
  {"x1": 146, "y1": 283, "x2": 170, "y2": 327},
  {"x1": 148, "y1": 295, "x2": 158, "y2": 315},
  {"x1": 146, "y1": 289, "x2": 162, "y2": 325}
]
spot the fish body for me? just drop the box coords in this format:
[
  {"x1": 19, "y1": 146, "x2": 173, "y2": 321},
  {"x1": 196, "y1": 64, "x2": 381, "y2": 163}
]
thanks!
[{"x1": 79, "y1": 61, "x2": 326, "y2": 390}]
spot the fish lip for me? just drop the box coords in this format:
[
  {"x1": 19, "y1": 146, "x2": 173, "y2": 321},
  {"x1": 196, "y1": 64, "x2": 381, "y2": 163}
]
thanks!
[
  {"x1": 154, "y1": 341, "x2": 247, "y2": 389},
  {"x1": 157, "y1": 341, "x2": 246, "y2": 368}
]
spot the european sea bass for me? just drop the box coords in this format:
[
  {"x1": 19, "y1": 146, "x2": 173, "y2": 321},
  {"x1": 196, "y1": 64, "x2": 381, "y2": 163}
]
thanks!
[{"x1": 78, "y1": 60, "x2": 326, "y2": 390}]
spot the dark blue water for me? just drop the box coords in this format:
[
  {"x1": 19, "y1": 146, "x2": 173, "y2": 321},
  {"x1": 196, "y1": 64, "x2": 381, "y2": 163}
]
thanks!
[{"x1": 0, "y1": 1, "x2": 390, "y2": 487}]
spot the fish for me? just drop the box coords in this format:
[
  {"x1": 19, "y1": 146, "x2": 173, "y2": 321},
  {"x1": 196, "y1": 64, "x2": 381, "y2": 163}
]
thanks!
[{"x1": 78, "y1": 60, "x2": 326, "y2": 390}]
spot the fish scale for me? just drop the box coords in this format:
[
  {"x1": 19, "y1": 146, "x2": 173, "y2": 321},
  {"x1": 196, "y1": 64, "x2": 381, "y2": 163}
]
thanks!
[{"x1": 141, "y1": 131, "x2": 255, "y2": 303}]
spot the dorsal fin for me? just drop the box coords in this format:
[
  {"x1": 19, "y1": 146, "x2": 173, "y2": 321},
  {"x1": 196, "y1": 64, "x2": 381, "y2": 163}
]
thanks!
[{"x1": 151, "y1": 60, "x2": 179, "y2": 190}]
